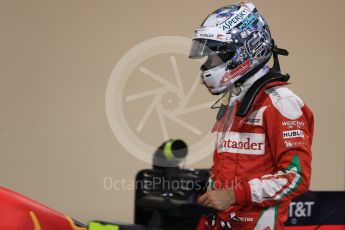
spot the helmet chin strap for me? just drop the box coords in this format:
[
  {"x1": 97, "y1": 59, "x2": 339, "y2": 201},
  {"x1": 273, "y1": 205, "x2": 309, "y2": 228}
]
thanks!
[
  {"x1": 271, "y1": 39, "x2": 289, "y2": 72},
  {"x1": 211, "y1": 84, "x2": 234, "y2": 121}
]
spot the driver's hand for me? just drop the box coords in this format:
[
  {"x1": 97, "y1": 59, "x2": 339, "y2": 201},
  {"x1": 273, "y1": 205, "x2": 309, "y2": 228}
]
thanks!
[{"x1": 197, "y1": 189, "x2": 236, "y2": 210}]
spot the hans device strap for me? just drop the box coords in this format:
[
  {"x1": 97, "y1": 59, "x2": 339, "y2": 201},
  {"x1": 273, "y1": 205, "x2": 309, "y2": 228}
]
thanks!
[{"x1": 236, "y1": 70, "x2": 290, "y2": 117}]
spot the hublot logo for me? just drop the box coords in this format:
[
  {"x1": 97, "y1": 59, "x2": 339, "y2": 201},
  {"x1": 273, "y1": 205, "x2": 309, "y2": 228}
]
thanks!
[{"x1": 283, "y1": 130, "x2": 304, "y2": 139}]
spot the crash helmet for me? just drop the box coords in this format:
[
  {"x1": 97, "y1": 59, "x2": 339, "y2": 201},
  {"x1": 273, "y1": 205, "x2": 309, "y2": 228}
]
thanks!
[{"x1": 189, "y1": 2, "x2": 273, "y2": 95}]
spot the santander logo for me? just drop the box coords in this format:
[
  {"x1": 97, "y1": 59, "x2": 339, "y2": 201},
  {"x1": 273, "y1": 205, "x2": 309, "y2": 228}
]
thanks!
[
  {"x1": 220, "y1": 59, "x2": 251, "y2": 86},
  {"x1": 217, "y1": 132, "x2": 265, "y2": 155}
]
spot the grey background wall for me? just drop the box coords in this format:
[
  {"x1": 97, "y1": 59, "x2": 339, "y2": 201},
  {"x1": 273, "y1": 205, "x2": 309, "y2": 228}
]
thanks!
[{"x1": 0, "y1": 0, "x2": 344, "y2": 224}]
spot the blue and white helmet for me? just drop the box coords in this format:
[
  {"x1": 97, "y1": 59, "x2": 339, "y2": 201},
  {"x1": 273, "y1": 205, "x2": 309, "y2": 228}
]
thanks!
[{"x1": 189, "y1": 2, "x2": 273, "y2": 95}]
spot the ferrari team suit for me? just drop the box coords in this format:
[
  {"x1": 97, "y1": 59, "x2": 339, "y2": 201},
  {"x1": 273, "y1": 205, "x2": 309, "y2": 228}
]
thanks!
[{"x1": 197, "y1": 67, "x2": 314, "y2": 230}]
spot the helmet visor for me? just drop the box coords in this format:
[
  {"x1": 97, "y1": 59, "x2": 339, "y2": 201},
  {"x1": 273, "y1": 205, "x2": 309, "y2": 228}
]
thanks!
[
  {"x1": 189, "y1": 38, "x2": 237, "y2": 59},
  {"x1": 189, "y1": 39, "x2": 237, "y2": 71}
]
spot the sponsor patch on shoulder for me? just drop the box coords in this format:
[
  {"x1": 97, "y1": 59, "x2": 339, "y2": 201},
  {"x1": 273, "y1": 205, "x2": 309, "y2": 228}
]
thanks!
[{"x1": 266, "y1": 86, "x2": 304, "y2": 120}]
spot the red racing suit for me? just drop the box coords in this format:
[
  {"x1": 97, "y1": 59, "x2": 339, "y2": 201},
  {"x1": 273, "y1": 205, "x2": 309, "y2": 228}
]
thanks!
[{"x1": 197, "y1": 72, "x2": 314, "y2": 230}]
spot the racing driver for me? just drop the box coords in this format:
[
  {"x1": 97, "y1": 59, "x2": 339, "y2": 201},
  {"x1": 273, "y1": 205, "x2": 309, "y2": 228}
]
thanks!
[{"x1": 189, "y1": 1, "x2": 314, "y2": 229}]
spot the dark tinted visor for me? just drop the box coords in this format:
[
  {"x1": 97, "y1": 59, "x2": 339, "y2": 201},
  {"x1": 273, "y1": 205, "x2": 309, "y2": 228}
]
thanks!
[{"x1": 189, "y1": 38, "x2": 236, "y2": 59}]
